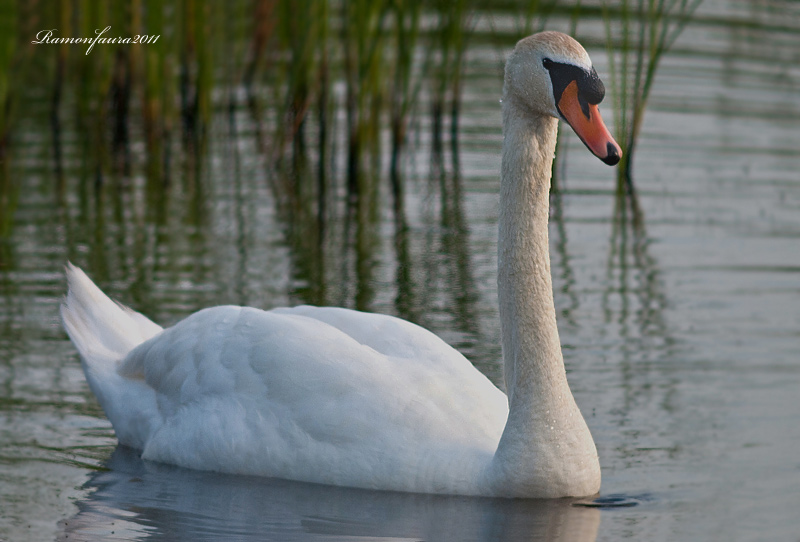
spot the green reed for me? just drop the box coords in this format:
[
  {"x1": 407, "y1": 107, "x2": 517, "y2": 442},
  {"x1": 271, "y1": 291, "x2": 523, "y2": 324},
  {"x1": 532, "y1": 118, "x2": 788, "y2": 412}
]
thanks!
[
  {"x1": 342, "y1": 0, "x2": 391, "y2": 200},
  {"x1": 0, "y1": 0, "x2": 707, "y2": 332},
  {"x1": 180, "y1": 0, "x2": 213, "y2": 146},
  {"x1": 0, "y1": 0, "x2": 17, "y2": 158},
  {"x1": 1, "y1": 0, "x2": 704, "y2": 242},
  {"x1": 275, "y1": 0, "x2": 320, "y2": 161},
  {"x1": 142, "y1": 0, "x2": 176, "y2": 186},
  {"x1": 429, "y1": 0, "x2": 472, "y2": 163},
  {"x1": 602, "y1": 0, "x2": 702, "y2": 192},
  {"x1": 389, "y1": 0, "x2": 423, "y2": 213},
  {"x1": 0, "y1": 0, "x2": 18, "y2": 236},
  {"x1": 516, "y1": 0, "x2": 561, "y2": 37}
]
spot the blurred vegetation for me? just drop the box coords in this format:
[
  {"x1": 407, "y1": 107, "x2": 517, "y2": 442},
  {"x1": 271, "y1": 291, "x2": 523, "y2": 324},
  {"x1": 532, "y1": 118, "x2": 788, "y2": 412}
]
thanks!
[
  {"x1": 0, "y1": 0, "x2": 713, "y2": 361},
  {"x1": 601, "y1": 0, "x2": 701, "y2": 222},
  {"x1": 0, "y1": 0, "x2": 20, "y2": 239},
  {"x1": 0, "y1": 0, "x2": 703, "y2": 250}
]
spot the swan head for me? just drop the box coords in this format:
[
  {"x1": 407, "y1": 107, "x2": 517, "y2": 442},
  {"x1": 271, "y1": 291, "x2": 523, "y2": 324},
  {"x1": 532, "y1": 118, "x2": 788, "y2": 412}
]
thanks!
[{"x1": 504, "y1": 31, "x2": 621, "y2": 166}]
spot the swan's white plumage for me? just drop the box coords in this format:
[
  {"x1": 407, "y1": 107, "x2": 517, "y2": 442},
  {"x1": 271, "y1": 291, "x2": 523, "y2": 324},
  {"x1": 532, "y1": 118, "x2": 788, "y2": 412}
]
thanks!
[
  {"x1": 62, "y1": 264, "x2": 508, "y2": 494},
  {"x1": 62, "y1": 31, "x2": 613, "y2": 498}
]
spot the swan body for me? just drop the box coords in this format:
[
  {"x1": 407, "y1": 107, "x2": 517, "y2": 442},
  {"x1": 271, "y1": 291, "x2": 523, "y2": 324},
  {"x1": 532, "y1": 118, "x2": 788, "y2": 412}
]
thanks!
[{"x1": 62, "y1": 32, "x2": 620, "y2": 498}]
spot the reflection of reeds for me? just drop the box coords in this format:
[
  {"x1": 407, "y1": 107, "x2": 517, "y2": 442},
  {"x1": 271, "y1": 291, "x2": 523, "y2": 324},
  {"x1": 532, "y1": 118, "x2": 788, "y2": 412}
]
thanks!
[
  {"x1": 0, "y1": 161, "x2": 16, "y2": 240},
  {"x1": 434, "y1": 152, "x2": 482, "y2": 349},
  {"x1": 3, "y1": 1, "x2": 699, "y2": 322},
  {"x1": 15, "y1": 1, "x2": 484, "y2": 215},
  {"x1": 6, "y1": 2, "x2": 704, "y2": 209},
  {"x1": 603, "y1": 190, "x2": 676, "y2": 413},
  {"x1": 602, "y1": 0, "x2": 701, "y2": 190},
  {"x1": 430, "y1": 0, "x2": 472, "y2": 168}
]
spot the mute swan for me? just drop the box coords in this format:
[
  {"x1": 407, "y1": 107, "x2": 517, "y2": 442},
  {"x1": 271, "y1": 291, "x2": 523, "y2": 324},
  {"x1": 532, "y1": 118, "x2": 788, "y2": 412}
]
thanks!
[{"x1": 62, "y1": 31, "x2": 620, "y2": 498}]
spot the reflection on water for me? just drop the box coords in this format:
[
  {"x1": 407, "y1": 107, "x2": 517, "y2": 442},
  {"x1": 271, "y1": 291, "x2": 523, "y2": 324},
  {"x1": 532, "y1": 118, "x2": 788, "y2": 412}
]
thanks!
[
  {"x1": 59, "y1": 447, "x2": 600, "y2": 542},
  {"x1": 605, "y1": 192, "x2": 674, "y2": 361}
]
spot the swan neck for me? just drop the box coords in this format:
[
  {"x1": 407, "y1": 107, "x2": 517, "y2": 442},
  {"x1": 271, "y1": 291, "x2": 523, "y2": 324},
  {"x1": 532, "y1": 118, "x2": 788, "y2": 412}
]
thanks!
[
  {"x1": 490, "y1": 100, "x2": 601, "y2": 497},
  {"x1": 497, "y1": 103, "x2": 563, "y2": 403}
]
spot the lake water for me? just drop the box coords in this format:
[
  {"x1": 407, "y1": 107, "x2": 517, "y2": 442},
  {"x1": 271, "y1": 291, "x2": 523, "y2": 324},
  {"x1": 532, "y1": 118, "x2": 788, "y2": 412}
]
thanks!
[{"x1": 1, "y1": 2, "x2": 799, "y2": 541}]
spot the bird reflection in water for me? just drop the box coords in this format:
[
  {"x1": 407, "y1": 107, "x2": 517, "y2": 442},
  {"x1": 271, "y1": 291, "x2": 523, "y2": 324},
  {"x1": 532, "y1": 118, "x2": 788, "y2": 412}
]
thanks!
[{"x1": 58, "y1": 446, "x2": 601, "y2": 542}]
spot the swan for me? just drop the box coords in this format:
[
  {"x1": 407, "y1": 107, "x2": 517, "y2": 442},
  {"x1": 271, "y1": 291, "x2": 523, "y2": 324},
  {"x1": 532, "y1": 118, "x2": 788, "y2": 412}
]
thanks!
[{"x1": 61, "y1": 31, "x2": 621, "y2": 498}]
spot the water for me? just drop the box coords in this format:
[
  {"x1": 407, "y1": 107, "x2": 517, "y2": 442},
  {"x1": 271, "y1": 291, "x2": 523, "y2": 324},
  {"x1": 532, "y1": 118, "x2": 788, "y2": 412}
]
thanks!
[{"x1": 2, "y1": 2, "x2": 800, "y2": 541}]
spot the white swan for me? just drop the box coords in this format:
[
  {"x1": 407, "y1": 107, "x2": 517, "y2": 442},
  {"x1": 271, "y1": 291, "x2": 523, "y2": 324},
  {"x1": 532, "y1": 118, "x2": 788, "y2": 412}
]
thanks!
[{"x1": 62, "y1": 31, "x2": 620, "y2": 498}]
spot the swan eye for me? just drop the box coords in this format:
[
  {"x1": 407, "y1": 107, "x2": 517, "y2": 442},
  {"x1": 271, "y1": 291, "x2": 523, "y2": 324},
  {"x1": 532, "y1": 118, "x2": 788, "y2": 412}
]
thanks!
[{"x1": 542, "y1": 58, "x2": 554, "y2": 70}]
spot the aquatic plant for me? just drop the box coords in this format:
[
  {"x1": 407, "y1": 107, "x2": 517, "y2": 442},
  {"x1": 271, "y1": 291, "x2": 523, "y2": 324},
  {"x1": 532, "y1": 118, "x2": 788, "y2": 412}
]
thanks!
[
  {"x1": 275, "y1": 0, "x2": 323, "y2": 163},
  {"x1": 342, "y1": 0, "x2": 391, "y2": 202},
  {"x1": 602, "y1": 0, "x2": 702, "y2": 192},
  {"x1": 179, "y1": 0, "x2": 213, "y2": 147},
  {"x1": 142, "y1": 1, "x2": 177, "y2": 185},
  {"x1": 0, "y1": 0, "x2": 19, "y2": 237},
  {"x1": 429, "y1": 0, "x2": 473, "y2": 166},
  {"x1": 1, "y1": 0, "x2": 709, "y2": 244},
  {"x1": 516, "y1": 0, "x2": 562, "y2": 37},
  {"x1": 389, "y1": 0, "x2": 423, "y2": 213},
  {"x1": 0, "y1": 0, "x2": 17, "y2": 160}
]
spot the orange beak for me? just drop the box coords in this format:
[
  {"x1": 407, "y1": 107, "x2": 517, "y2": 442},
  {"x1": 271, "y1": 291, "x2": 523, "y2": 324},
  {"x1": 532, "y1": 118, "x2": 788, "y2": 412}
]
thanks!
[{"x1": 557, "y1": 80, "x2": 621, "y2": 166}]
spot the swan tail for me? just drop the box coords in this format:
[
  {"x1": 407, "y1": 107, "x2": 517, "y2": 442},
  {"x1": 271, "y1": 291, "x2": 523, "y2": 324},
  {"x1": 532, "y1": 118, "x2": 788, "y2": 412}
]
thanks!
[{"x1": 60, "y1": 263, "x2": 162, "y2": 374}]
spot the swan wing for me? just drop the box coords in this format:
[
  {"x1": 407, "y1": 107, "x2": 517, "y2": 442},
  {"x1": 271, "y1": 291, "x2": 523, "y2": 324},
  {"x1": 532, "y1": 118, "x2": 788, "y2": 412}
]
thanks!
[{"x1": 117, "y1": 305, "x2": 508, "y2": 493}]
